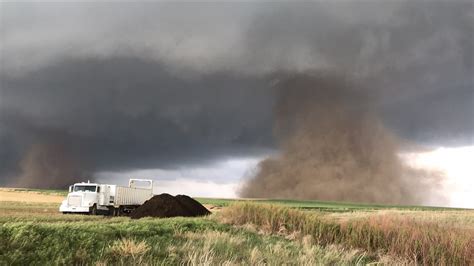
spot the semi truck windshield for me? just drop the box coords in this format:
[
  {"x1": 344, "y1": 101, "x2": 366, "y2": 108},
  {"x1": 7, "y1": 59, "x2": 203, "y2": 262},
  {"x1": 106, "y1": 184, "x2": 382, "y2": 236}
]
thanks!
[{"x1": 74, "y1": 185, "x2": 97, "y2": 192}]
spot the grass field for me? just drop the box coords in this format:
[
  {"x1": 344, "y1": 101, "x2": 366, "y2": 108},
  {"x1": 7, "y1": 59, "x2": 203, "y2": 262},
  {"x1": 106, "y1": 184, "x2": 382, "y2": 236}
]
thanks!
[
  {"x1": 1, "y1": 189, "x2": 473, "y2": 265},
  {"x1": 7, "y1": 188, "x2": 68, "y2": 196},
  {"x1": 0, "y1": 201, "x2": 371, "y2": 265},
  {"x1": 196, "y1": 197, "x2": 465, "y2": 212}
]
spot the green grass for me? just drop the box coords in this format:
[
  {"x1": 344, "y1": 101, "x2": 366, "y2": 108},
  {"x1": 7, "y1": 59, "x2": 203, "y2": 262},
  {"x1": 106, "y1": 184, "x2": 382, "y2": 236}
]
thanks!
[
  {"x1": 0, "y1": 214, "x2": 372, "y2": 265},
  {"x1": 0, "y1": 201, "x2": 104, "y2": 223}
]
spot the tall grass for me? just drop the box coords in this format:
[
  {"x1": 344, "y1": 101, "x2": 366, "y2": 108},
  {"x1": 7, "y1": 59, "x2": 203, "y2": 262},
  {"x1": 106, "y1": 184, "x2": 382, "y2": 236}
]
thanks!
[
  {"x1": 220, "y1": 202, "x2": 474, "y2": 265},
  {"x1": 2, "y1": 199, "x2": 471, "y2": 264},
  {"x1": 0, "y1": 215, "x2": 371, "y2": 265}
]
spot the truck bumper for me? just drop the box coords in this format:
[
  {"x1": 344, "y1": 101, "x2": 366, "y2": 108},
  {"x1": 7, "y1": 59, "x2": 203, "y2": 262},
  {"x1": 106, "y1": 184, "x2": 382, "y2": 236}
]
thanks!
[{"x1": 59, "y1": 205, "x2": 90, "y2": 213}]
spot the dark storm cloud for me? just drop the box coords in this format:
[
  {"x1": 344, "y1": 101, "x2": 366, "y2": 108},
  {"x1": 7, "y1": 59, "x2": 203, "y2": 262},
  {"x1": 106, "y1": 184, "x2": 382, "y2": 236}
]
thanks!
[
  {"x1": 0, "y1": 56, "x2": 274, "y2": 187},
  {"x1": 0, "y1": 1, "x2": 472, "y2": 189},
  {"x1": 242, "y1": 1, "x2": 473, "y2": 144},
  {"x1": 383, "y1": 84, "x2": 474, "y2": 145}
]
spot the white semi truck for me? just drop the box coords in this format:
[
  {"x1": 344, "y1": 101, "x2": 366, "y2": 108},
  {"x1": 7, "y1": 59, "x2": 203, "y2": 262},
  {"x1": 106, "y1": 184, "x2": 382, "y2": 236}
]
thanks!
[{"x1": 59, "y1": 179, "x2": 153, "y2": 215}]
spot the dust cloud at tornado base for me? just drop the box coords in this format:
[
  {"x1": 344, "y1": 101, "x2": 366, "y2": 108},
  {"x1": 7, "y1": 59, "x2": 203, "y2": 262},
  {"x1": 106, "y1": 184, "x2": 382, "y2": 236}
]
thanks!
[{"x1": 240, "y1": 74, "x2": 445, "y2": 205}]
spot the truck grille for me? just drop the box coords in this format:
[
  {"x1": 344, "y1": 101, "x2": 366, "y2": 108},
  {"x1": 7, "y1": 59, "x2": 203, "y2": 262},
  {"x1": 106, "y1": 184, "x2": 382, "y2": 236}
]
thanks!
[{"x1": 68, "y1": 195, "x2": 82, "y2": 207}]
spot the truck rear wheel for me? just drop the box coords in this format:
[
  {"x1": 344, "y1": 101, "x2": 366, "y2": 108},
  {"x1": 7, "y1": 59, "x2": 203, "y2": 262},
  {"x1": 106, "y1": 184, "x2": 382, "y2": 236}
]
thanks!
[{"x1": 118, "y1": 206, "x2": 126, "y2": 216}]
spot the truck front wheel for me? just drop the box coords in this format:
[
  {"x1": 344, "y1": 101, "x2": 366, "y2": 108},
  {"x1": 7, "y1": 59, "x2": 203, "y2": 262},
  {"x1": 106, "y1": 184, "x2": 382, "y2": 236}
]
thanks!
[
  {"x1": 89, "y1": 204, "x2": 97, "y2": 215},
  {"x1": 110, "y1": 207, "x2": 119, "y2": 216}
]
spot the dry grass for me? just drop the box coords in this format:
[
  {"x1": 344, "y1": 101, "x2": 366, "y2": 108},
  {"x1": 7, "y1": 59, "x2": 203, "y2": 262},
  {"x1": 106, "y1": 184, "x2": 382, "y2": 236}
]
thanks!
[
  {"x1": 220, "y1": 202, "x2": 474, "y2": 265},
  {"x1": 166, "y1": 230, "x2": 368, "y2": 265},
  {"x1": 327, "y1": 209, "x2": 474, "y2": 229},
  {"x1": 0, "y1": 189, "x2": 63, "y2": 203},
  {"x1": 106, "y1": 238, "x2": 150, "y2": 264}
]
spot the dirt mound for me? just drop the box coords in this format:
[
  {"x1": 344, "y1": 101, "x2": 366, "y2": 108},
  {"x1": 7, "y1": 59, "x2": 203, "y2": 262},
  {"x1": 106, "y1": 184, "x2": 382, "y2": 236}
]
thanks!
[
  {"x1": 130, "y1": 193, "x2": 211, "y2": 219},
  {"x1": 175, "y1": 195, "x2": 211, "y2": 216}
]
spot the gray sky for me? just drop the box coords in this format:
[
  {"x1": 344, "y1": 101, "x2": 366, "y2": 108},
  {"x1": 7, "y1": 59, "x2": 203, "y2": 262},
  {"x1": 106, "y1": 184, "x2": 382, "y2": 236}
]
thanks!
[{"x1": 0, "y1": 1, "x2": 472, "y2": 190}]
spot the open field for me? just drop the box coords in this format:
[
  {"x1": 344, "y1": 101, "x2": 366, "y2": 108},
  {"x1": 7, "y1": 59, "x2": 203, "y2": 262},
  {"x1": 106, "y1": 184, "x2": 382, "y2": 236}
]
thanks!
[
  {"x1": 0, "y1": 200, "x2": 371, "y2": 265},
  {"x1": 196, "y1": 197, "x2": 467, "y2": 212},
  {"x1": 0, "y1": 188, "x2": 65, "y2": 203},
  {"x1": 1, "y1": 189, "x2": 473, "y2": 265}
]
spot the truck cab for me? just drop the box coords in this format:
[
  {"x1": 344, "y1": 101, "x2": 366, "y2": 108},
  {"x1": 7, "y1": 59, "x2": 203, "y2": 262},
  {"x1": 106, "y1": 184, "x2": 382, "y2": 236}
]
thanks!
[
  {"x1": 59, "y1": 179, "x2": 153, "y2": 215},
  {"x1": 60, "y1": 181, "x2": 102, "y2": 214}
]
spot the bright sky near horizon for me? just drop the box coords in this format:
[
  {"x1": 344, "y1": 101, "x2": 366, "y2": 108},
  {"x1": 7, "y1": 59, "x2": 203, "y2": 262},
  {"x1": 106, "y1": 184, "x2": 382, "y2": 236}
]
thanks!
[
  {"x1": 96, "y1": 156, "x2": 262, "y2": 199},
  {"x1": 405, "y1": 146, "x2": 474, "y2": 209}
]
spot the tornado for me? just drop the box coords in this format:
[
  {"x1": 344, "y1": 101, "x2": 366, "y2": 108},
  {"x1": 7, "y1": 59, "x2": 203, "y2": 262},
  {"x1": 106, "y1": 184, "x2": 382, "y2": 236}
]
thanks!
[{"x1": 240, "y1": 74, "x2": 444, "y2": 204}]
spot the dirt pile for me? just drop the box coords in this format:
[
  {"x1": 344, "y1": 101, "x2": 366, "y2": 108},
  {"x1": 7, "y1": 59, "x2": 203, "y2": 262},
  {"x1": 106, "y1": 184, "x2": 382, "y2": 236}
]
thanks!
[
  {"x1": 130, "y1": 193, "x2": 211, "y2": 219},
  {"x1": 175, "y1": 195, "x2": 211, "y2": 216}
]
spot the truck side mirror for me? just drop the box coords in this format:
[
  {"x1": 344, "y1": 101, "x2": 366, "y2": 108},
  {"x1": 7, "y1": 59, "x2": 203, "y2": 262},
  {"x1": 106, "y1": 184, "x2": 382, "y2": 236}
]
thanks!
[{"x1": 69, "y1": 185, "x2": 73, "y2": 193}]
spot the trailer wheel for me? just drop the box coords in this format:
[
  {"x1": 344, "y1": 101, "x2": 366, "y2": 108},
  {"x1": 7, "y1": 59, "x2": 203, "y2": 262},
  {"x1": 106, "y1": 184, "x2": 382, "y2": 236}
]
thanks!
[
  {"x1": 118, "y1": 206, "x2": 125, "y2": 216},
  {"x1": 89, "y1": 204, "x2": 97, "y2": 215}
]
